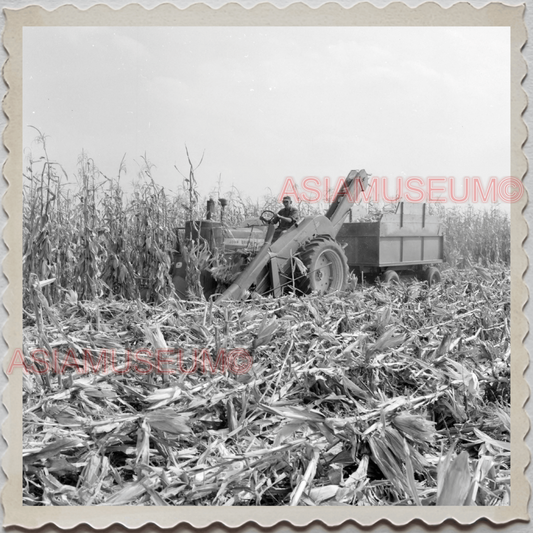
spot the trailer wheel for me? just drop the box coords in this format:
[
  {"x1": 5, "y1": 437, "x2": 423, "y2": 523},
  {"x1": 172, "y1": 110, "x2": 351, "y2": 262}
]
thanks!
[
  {"x1": 382, "y1": 269, "x2": 400, "y2": 284},
  {"x1": 296, "y1": 236, "x2": 349, "y2": 294},
  {"x1": 425, "y1": 267, "x2": 441, "y2": 287}
]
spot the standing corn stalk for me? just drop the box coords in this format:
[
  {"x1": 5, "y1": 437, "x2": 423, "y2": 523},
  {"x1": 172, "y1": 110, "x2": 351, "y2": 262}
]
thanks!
[
  {"x1": 23, "y1": 127, "x2": 68, "y2": 304},
  {"x1": 175, "y1": 145, "x2": 204, "y2": 222},
  {"x1": 74, "y1": 152, "x2": 103, "y2": 300}
]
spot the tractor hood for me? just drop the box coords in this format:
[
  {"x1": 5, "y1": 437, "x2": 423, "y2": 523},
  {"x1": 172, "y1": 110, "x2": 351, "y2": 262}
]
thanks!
[{"x1": 222, "y1": 225, "x2": 268, "y2": 252}]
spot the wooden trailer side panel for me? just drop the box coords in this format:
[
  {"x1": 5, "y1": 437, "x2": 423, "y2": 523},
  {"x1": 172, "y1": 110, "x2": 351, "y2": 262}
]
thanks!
[
  {"x1": 338, "y1": 203, "x2": 444, "y2": 268},
  {"x1": 337, "y1": 222, "x2": 380, "y2": 266},
  {"x1": 378, "y1": 235, "x2": 443, "y2": 265}
]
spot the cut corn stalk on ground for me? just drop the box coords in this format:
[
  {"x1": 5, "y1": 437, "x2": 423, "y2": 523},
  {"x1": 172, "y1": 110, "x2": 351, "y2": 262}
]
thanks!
[{"x1": 22, "y1": 265, "x2": 510, "y2": 506}]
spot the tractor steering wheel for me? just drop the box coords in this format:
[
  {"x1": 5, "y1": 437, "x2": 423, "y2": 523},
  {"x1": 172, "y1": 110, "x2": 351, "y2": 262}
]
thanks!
[{"x1": 259, "y1": 209, "x2": 276, "y2": 225}]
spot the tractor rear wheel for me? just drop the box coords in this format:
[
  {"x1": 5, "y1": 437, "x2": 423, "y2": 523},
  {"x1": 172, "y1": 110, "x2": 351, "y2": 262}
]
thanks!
[
  {"x1": 424, "y1": 266, "x2": 441, "y2": 287},
  {"x1": 296, "y1": 236, "x2": 349, "y2": 294}
]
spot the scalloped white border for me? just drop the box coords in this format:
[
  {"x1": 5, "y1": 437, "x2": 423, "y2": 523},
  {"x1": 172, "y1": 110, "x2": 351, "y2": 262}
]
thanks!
[{"x1": 1, "y1": 2, "x2": 528, "y2": 528}]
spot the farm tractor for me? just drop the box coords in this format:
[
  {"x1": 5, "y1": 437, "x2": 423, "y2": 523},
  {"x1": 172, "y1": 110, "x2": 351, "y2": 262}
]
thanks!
[{"x1": 172, "y1": 170, "x2": 443, "y2": 301}]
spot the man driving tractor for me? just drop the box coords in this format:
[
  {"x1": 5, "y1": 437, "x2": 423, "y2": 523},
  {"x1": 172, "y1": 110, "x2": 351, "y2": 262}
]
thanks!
[{"x1": 271, "y1": 195, "x2": 299, "y2": 232}]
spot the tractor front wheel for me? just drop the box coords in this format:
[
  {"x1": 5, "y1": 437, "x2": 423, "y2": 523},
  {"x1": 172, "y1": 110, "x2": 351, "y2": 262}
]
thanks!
[{"x1": 296, "y1": 236, "x2": 349, "y2": 294}]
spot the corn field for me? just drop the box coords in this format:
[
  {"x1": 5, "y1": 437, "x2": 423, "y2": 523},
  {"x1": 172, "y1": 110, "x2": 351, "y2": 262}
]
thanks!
[
  {"x1": 23, "y1": 146, "x2": 510, "y2": 305},
  {"x1": 22, "y1": 145, "x2": 511, "y2": 506},
  {"x1": 430, "y1": 204, "x2": 511, "y2": 267},
  {"x1": 22, "y1": 144, "x2": 285, "y2": 305},
  {"x1": 22, "y1": 267, "x2": 511, "y2": 506}
]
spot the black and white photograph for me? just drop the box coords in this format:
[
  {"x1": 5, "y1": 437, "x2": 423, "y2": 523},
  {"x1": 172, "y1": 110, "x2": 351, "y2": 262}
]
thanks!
[{"x1": 2, "y1": 1, "x2": 528, "y2": 528}]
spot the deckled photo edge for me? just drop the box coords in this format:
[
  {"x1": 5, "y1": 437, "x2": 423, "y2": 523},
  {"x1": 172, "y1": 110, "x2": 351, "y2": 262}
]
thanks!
[{"x1": 1, "y1": 2, "x2": 529, "y2": 528}]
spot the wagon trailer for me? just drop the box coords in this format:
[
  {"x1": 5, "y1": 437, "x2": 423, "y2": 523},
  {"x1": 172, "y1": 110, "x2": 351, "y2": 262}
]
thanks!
[
  {"x1": 172, "y1": 169, "x2": 444, "y2": 300},
  {"x1": 337, "y1": 201, "x2": 444, "y2": 286}
]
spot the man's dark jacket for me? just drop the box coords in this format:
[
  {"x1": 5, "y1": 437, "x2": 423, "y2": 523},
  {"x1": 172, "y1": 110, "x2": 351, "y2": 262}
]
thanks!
[{"x1": 272, "y1": 206, "x2": 299, "y2": 231}]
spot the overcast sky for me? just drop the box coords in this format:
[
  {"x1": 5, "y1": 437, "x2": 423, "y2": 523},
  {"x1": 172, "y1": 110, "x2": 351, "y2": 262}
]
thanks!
[{"x1": 23, "y1": 26, "x2": 510, "y2": 203}]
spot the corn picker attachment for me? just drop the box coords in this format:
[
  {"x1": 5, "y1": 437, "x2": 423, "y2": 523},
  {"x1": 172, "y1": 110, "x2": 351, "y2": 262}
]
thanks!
[{"x1": 216, "y1": 170, "x2": 369, "y2": 301}]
